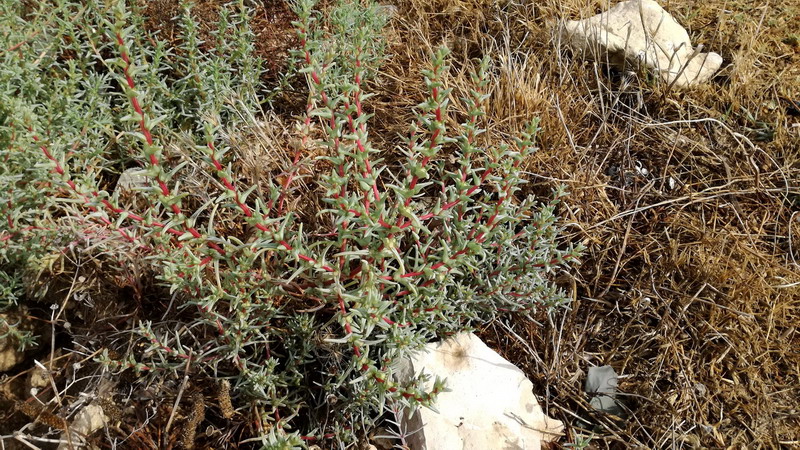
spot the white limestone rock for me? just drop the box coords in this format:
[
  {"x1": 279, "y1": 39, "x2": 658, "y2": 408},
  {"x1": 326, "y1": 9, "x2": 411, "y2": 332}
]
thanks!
[
  {"x1": 114, "y1": 168, "x2": 148, "y2": 195},
  {"x1": 58, "y1": 404, "x2": 108, "y2": 450},
  {"x1": 399, "y1": 333, "x2": 563, "y2": 449},
  {"x1": 28, "y1": 352, "x2": 62, "y2": 391},
  {"x1": 376, "y1": 4, "x2": 398, "y2": 19},
  {"x1": 561, "y1": 0, "x2": 722, "y2": 86},
  {"x1": 0, "y1": 335, "x2": 25, "y2": 372},
  {"x1": 0, "y1": 309, "x2": 37, "y2": 372}
]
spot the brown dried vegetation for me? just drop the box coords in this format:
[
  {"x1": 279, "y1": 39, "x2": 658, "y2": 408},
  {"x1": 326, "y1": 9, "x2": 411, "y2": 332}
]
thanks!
[{"x1": 364, "y1": 0, "x2": 799, "y2": 446}]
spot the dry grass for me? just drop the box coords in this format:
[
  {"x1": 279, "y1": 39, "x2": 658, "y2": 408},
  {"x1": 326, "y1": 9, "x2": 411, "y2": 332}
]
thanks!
[{"x1": 367, "y1": 0, "x2": 800, "y2": 447}]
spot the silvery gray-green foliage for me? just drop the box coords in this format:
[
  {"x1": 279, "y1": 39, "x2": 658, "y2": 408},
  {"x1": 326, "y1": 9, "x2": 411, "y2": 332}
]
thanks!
[{"x1": 0, "y1": 0, "x2": 580, "y2": 446}]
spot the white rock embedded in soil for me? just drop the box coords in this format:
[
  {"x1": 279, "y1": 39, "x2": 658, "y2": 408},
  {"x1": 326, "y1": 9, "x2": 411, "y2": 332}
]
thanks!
[
  {"x1": 28, "y1": 352, "x2": 62, "y2": 391},
  {"x1": 114, "y1": 168, "x2": 149, "y2": 195},
  {"x1": 561, "y1": 0, "x2": 723, "y2": 87},
  {"x1": 0, "y1": 310, "x2": 37, "y2": 372},
  {"x1": 0, "y1": 335, "x2": 25, "y2": 372},
  {"x1": 398, "y1": 333, "x2": 563, "y2": 449},
  {"x1": 58, "y1": 404, "x2": 108, "y2": 450}
]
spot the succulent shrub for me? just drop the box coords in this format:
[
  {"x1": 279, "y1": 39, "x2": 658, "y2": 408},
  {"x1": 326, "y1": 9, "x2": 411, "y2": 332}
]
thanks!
[{"x1": 0, "y1": 0, "x2": 581, "y2": 446}]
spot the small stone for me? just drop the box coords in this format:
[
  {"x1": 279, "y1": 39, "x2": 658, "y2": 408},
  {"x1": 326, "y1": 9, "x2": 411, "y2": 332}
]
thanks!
[
  {"x1": 115, "y1": 168, "x2": 149, "y2": 192},
  {"x1": 694, "y1": 382, "x2": 708, "y2": 397},
  {"x1": 0, "y1": 309, "x2": 37, "y2": 372},
  {"x1": 0, "y1": 341, "x2": 25, "y2": 372},
  {"x1": 399, "y1": 333, "x2": 563, "y2": 450},
  {"x1": 58, "y1": 404, "x2": 108, "y2": 450},
  {"x1": 28, "y1": 352, "x2": 62, "y2": 393},
  {"x1": 113, "y1": 168, "x2": 149, "y2": 206},
  {"x1": 375, "y1": 4, "x2": 398, "y2": 20},
  {"x1": 561, "y1": 0, "x2": 722, "y2": 86},
  {"x1": 28, "y1": 360, "x2": 52, "y2": 389}
]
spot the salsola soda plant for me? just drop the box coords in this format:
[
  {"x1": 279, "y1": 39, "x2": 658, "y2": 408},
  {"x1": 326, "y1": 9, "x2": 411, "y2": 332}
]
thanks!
[{"x1": 0, "y1": 0, "x2": 581, "y2": 446}]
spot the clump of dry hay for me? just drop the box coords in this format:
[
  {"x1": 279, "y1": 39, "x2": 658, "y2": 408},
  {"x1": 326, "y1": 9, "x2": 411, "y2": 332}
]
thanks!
[{"x1": 371, "y1": 0, "x2": 799, "y2": 446}]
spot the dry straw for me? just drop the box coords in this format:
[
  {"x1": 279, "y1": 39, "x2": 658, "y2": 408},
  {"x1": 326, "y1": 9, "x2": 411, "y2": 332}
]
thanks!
[{"x1": 373, "y1": 0, "x2": 799, "y2": 446}]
